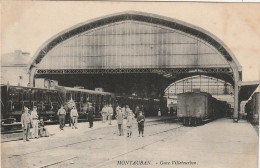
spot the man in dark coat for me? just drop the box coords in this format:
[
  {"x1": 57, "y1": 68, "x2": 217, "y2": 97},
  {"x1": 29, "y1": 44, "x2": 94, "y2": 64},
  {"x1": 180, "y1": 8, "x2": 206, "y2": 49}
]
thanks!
[
  {"x1": 137, "y1": 111, "x2": 145, "y2": 137},
  {"x1": 87, "y1": 103, "x2": 95, "y2": 128}
]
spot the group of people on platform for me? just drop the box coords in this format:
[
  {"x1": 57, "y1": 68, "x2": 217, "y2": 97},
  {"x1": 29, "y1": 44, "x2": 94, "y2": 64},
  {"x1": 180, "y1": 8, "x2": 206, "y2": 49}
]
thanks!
[
  {"x1": 58, "y1": 103, "x2": 95, "y2": 130},
  {"x1": 114, "y1": 105, "x2": 145, "y2": 137},
  {"x1": 100, "y1": 104, "x2": 114, "y2": 125},
  {"x1": 21, "y1": 103, "x2": 146, "y2": 142},
  {"x1": 21, "y1": 106, "x2": 49, "y2": 142},
  {"x1": 61, "y1": 103, "x2": 146, "y2": 137}
]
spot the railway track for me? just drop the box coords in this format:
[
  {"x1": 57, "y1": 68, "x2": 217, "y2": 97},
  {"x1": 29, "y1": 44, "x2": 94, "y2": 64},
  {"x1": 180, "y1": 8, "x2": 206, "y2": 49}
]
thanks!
[
  {"x1": 38, "y1": 124, "x2": 183, "y2": 168},
  {"x1": 5, "y1": 119, "x2": 181, "y2": 166},
  {"x1": 39, "y1": 124, "x2": 183, "y2": 168}
]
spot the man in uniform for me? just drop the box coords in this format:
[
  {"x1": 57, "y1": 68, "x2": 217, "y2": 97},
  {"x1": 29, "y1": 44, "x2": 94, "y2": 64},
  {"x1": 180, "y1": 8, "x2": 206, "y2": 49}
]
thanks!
[
  {"x1": 87, "y1": 103, "x2": 94, "y2": 128},
  {"x1": 107, "y1": 104, "x2": 113, "y2": 125},
  {"x1": 57, "y1": 105, "x2": 66, "y2": 130},
  {"x1": 70, "y1": 106, "x2": 78, "y2": 129},
  {"x1": 21, "y1": 107, "x2": 31, "y2": 142},
  {"x1": 31, "y1": 106, "x2": 39, "y2": 139}
]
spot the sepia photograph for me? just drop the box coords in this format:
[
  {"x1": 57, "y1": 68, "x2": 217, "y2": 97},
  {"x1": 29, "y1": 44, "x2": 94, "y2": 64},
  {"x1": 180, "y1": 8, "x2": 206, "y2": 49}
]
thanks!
[{"x1": 1, "y1": 1, "x2": 259, "y2": 168}]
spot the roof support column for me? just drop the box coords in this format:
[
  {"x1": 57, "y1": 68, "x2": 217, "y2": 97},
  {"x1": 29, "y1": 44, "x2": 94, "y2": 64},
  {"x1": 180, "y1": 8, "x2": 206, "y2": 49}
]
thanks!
[
  {"x1": 29, "y1": 66, "x2": 37, "y2": 87},
  {"x1": 233, "y1": 68, "x2": 240, "y2": 122}
]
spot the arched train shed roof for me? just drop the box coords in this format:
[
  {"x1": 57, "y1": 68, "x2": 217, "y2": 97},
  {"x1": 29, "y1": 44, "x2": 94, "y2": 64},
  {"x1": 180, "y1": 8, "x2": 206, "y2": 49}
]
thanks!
[{"x1": 28, "y1": 11, "x2": 242, "y2": 72}]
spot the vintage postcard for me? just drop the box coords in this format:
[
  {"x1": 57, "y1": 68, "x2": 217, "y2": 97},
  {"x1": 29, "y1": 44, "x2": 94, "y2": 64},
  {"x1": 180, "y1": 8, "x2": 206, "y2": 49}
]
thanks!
[{"x1": 1, "y1": 1, "x2": 259, "y2": 168}]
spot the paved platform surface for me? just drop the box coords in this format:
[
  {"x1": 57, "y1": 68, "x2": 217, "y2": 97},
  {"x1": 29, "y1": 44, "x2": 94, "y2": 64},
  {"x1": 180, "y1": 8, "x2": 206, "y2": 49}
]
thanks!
[
  {"x1": 1, "y1": 116, "x2": 174, "y2": 142},
  {"x1": 1, "y1": 117, "x2": 258, "y2": 168}
]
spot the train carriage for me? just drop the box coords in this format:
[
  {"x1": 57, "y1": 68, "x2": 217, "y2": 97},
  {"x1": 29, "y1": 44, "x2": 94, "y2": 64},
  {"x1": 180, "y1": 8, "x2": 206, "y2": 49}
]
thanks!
[
  {"x1": 56, "y1": 86, "x2": 115, "y2": 118},
  {"x1": 177, "y1": 92, "x2": 227, "y2": 126},
  {"x1": 1, "y1": 84, "x2": 61, "y2": 131},
  {"x1": 1, "y1": 83, "x2": 167, "y2": 131},
  {"x1": 1, "y1": 85, "x2": 60, "y2": 122},
  {"x1": 245, "y1": 92, "x2": 259, "y2": 125}
]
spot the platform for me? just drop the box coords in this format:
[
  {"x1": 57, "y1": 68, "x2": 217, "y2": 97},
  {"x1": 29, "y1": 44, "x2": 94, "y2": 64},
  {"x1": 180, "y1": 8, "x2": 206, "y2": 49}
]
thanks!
[{"x1": 1, "y1": 117, "x2": 258, "y2": 168}]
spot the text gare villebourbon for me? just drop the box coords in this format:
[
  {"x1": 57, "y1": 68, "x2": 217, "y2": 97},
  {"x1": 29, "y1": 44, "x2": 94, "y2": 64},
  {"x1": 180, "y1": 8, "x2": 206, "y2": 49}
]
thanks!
[{"x1": 160, "y1": 161, "x2": 197, "y2": 165}]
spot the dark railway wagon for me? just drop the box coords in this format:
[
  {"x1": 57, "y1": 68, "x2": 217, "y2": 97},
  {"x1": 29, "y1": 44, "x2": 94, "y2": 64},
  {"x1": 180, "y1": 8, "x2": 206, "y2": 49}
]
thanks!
[
  {"x1": 1, "y1": 83, "x2": 167, "y2": 132},
  {"x1": 245, "y1": 92, "x2": 259, "y2": 125},
  {"x1": 1, "y1": 85, "x2": 61, "y2": 122},
  {"x1": 177, "y1": 92, "x2": 227, "y2": 126},
  {"x1": 1, "y1": 84, "x2": 61, "y2": 131}
]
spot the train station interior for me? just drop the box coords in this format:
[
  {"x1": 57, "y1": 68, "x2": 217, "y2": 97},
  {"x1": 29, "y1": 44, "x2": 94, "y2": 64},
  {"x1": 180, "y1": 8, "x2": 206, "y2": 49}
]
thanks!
[
  {"x1": 1, "y1": 10, "x2": 259, "y2": 168},
  {"x1": 26, "y1": 11, "x2": 258, "y2": 121}
]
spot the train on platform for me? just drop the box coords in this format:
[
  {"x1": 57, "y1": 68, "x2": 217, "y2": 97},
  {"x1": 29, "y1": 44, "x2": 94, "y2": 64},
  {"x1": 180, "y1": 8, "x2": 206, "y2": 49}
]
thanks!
[
  {"x1": 177, "y1": 92, "x2": 229, "y2": 126},
  {"x1": 0, "y1": 84, "x2": 115, "y2": 131},
  {"x1": 245, "y1": 92, "x2": 259, "y2": 125},
  {"x1": 1, "y1": 83, "x2": 166, "y2": 131}
]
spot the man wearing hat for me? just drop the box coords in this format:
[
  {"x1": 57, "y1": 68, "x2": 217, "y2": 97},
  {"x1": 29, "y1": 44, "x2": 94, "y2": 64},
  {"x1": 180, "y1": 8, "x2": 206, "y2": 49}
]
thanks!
[
  {"x1": 21, "y1": 107, "x2": 31, "y2": 142},
  {"x1": 87, "y1": 103, "x2": 95, "y2": 128},
  {"x1": 57, "y1": 105, "x2": 66, "y2": 130},
  {"x1": 31, "y1": 106, "x2": 39, "y2": 139}
]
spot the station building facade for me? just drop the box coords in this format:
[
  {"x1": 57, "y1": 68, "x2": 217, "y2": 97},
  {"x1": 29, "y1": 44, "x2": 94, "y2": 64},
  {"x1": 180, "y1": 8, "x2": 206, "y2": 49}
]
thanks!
[
  {"x1": 1, "y1": 50, "x2": 30, "y2": 87},
  {"x1": 27, "y1": 12, "x2": 244, "y2": 121}
]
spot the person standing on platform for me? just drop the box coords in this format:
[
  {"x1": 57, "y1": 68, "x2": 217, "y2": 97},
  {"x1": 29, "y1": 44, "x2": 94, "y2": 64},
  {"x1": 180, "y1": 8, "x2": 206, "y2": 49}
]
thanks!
[
  {"x1": 21, "y1": 107, "x2": 31, "y2": 142},
  {"x1": 107, "y1": 104, "x2": 113, "y2": 125},
  {"x1": 137, "y1": 111, "x2": 145, "y2": 137},
  {"x1": 31, "y1": 106, "x2": 39, "y2": 139},
  {"x1": 158, "y1": 108, "x2": 162, "y2": 117},
  {"x1": 126, "y1": 111, "x2": 135, "y2": 137},
  {"x1": 87, "y1": 103, "x2": 94, "y2": 128},
  {"x1": 70, "y1": 106, "x2": 78, "y2": 129},
  {"x1": 57, "y1": 105, "x2": 66, "y2": 130},
  {"x1": 116, "y1": 108, "x2": 124, "y2": 136},
  {"x1": 101, "y1": 105, "x2": 108, "y2": 123},
  {"x1": 64, "y1": 104, "x2": 71, "y2": 127}
]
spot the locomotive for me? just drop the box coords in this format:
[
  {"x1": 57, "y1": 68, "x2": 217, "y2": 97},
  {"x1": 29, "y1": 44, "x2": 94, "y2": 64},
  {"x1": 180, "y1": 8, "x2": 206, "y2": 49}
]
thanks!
[
  {"x1": 245, "y1": 92, "x2": 259, "y2": 125},
  {"x1": 177, "y1": 92, "x2": 228, "y2": 126}
]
